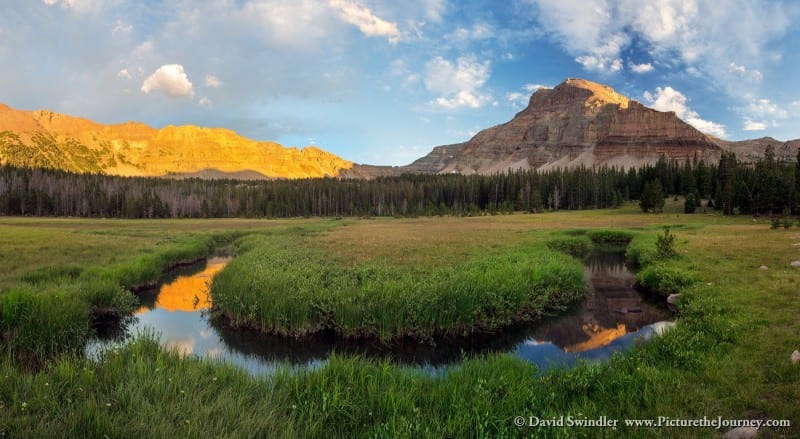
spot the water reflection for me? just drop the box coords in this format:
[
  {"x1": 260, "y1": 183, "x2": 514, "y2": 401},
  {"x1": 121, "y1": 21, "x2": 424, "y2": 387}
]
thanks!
[
  {"x1": 510, "y1": 247, "x2": 673, "y2": 370},
  {"x1": 133, "y1": 259, "x2": 224, "y2": 313},
  {"x1": 87, "y1": 249, "x2": 673, "y2": 375}
]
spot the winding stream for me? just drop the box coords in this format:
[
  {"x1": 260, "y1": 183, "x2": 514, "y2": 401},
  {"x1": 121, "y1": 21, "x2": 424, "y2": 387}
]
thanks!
[{"x1": 86, "y1": 249, "x2": 674, "y2": 374}]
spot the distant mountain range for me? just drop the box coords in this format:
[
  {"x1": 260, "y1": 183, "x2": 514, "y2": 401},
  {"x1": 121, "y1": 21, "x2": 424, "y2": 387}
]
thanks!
[
  {"x1": 0, "y1": 103, "x2": 352, "y2": 179},
  {"x1": 2, "y1": 78, "x2": 798, "y2": 180}
]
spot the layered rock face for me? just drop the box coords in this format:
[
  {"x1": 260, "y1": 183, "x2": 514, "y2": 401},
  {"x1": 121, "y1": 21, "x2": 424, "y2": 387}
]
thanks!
[
  {"x1": 0, "y1": 103, "x2": 352, "y2": 179},
  {"x1": 406, "y1": 78, "x2": 724, "y2": 174}
]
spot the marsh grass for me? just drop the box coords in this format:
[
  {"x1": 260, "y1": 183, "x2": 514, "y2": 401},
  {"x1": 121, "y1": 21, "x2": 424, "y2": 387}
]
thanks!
[
  {"x1": 211, "y1": 233, "x2": 587, "y2": 341},
  {"x1": 586, "y1": 228, "x2": 634, "y2": 245},
  {"x1": 635, "y1": 262, "x2": 696, "y2": 297},
  {"x1": 545, "y1": 234, "x2": 593, "y2": 257},
  {"x1": 0, "y1": 219, "x2": 330, "y2": 368},
  {"x1": 1, "y1": 212, "x2": 798, "y2": 438}
]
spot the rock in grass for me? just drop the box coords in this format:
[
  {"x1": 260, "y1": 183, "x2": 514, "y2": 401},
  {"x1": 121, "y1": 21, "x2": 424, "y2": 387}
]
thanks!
[
  {"x1": 758, "y1": 265, "x2": 768, "y2": 270},
  {"x1": 791, "y1": 350, "x2": 800, "y2": 365},
  {"x1": 722, "y1": 426, "x2": 758, "y2": 439},
  {"x1": 651, "y1": 321, "x2": 676, "y2": 336},
  {"x1": 790, "y1": 261, "x2": 800, "y2": 267},
  {"x1": 666, "y1": 293, "x2": 681, "y2": 306}
]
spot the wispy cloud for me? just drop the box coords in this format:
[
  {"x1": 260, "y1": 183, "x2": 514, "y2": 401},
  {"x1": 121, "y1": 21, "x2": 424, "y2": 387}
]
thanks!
[
  {"x1": 526, "y1": 0, "x2": 794, "y2": 83},
  {"x1": 743, "y1": 120, "x2": 767, "y2": 131},
  {"x1": 204, "y1": 75, "x2": 222, "y2": 88},
  {"x1": 630, "y1": 62, "x2": 654, "y2": 73},
  {"x1": 329, "y1": 0, "x2": 400, "y2": 43},
  {"x1": 112, "y1": 19, "x2": 132, "y2": 36}
]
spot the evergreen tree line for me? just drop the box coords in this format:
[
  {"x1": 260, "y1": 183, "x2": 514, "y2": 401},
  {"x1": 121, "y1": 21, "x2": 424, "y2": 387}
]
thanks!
[{"x1": 0, "y1": 147, "x2": 797, "y2": 218}]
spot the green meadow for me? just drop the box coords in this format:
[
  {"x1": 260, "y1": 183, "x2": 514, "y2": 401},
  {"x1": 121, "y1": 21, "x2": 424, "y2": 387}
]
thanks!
[{"x1": 1, "y1": 203, "x2": 798, "y2": 437}]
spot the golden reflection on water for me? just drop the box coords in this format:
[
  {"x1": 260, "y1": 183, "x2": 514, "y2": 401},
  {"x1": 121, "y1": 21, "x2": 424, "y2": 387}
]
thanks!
[
  {"x1": 562, "y1": 323, "x2": 627, "y2": 353},
  {"x1": 135, "y1": 258, "x2": 228, "y2": 314}
]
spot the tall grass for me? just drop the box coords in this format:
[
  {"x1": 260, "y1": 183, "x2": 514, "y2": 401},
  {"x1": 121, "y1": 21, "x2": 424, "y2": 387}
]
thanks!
[
  {"x1": 625, "y1": 233, "x2": 660, "y2": 266},
  {"x1": 211, "y1": 234, "x2": 587, "y2": 341},
  {"x1": 635, "y1": 262, "x2": 696, "y2": 297},
  {"x1": 586, "y1": 228, "x2": 634, "y2": 245},
  {"x1": 0, "y1": 234, "x2": 233, "y2": 363},
  {"x1": 1, "y1": 216, "x2": 798, "y2": 437},
  {"x1": 545, "y1": 234, "x2": 593, "y2": 257}
]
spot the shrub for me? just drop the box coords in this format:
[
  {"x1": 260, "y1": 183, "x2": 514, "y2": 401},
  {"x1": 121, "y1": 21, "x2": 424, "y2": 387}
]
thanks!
[
  {"x1": 684, "y1": 193, "x2": 697, "y2": 214},
  {"x1": 656, "y1": 227, "x2": 677, "y2": 258}
]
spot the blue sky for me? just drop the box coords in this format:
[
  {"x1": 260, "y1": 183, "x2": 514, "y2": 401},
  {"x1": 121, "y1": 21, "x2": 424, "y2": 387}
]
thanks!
[{"x1": 2, "y1": 0, "x2": 800, "y2": 165}]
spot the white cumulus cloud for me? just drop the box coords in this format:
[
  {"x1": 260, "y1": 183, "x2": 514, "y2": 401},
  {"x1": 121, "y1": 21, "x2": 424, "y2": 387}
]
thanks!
[
  {"x1": 140, "y1": 64, "x2": 195, "y2": 99},
  {"x1": 643, "y1": 86, "x2": 727, "y2": 138},
  {"x1": 198, "y1": 97, "x2": 213, "y2": 108},
  {"x1": 329, "y1": 0, "x2": 400, "y2": 43},
  {"x1": 425, "y1": 55, "x2": 491, "y2": 110}
]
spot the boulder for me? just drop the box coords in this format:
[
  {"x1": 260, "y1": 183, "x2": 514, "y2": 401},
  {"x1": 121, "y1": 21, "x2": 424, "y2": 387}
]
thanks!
[
  {"x1": 666, "y1": 294, "x2": 681, "y2": 306},
  {"x1": 791, "y1": 350, "x2": 800, "y2": 365},
  {"x1": 758, "y1": 265, "x2": 768, "y2": 270},
  {"x1": 791, "y1": 261, "x2": 800, "y2": 267}
]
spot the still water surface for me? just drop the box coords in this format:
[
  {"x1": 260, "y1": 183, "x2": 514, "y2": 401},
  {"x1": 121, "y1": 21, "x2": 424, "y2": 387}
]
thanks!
[{"x1": 87, "y1": 250, "x2": 673, "y2": 374}]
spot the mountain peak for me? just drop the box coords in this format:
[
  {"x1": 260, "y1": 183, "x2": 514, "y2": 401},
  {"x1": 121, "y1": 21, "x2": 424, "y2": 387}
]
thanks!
[
  {"x1": 558, "y1": 78, "x2": 630, "y2": 109},
  {"x1": 395, "y1": 77, "x2": 722, "y2": 175},
  {"x1": 523, "y1": 78, "x2": 630, "y2": 115}
]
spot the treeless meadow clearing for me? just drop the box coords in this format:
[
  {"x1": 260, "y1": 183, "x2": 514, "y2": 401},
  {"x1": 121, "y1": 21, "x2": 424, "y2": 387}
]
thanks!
[{"x1": 1, "y1": 204, "x2": 798, "y2": 437}]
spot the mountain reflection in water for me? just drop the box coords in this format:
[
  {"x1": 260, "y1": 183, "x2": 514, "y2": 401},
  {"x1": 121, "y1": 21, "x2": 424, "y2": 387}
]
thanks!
[
  {"x1": 134, "y1": 259, "x2": 224, "y2": 314},
  {"x1": 87, "y1": 249, "x2": 673, "y2": 374}
]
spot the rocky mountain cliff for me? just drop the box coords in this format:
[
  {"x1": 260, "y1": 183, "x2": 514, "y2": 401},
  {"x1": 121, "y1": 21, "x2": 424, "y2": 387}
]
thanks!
[
  {"x1": 3, "y1": 78, "x2": 798, "y2": 180},
  {"x1": 0, "y1": 103, "x2": 352, "y2": 179},
  {"x1": 349, "y1": 78, "x2": 798, "y2": 177}
]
